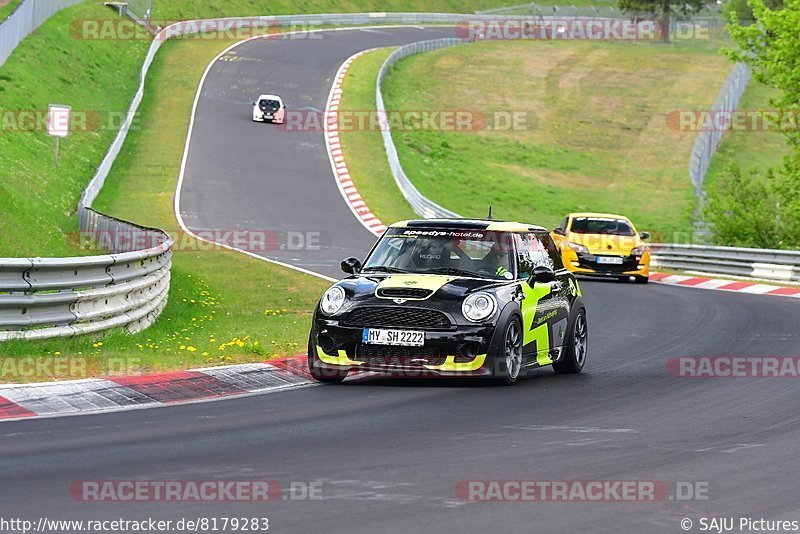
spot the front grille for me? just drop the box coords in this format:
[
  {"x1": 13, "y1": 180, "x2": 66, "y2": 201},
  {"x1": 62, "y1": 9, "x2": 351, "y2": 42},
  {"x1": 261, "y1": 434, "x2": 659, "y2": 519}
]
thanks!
[
  {"x1": 578, "y1": 255, "x2": 639, "y2": 273},
  {"x1": 343, "y1": 306, "x2": 452, "y2": 329},
  {"x1": 354, "y1": 345, "x2": 446, "y2": 367},
  {"x1": 376, "y1": 287, "x2": 433, "y2": 299}
]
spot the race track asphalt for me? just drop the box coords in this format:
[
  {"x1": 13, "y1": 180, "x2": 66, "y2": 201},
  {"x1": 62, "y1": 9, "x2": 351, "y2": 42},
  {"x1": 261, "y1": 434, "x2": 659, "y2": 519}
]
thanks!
[
  {"x1": 1, "y1": 27, "x2": 799, "y2": 534},
  {"x1": 178, "y1": 26, "x2": 456, "y2": 277}
]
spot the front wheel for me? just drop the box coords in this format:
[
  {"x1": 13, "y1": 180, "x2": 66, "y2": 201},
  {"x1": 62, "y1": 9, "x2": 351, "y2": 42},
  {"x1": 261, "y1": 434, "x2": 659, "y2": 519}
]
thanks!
[
  {"x1": 634, "y1": 276, "x2": 649, "y2": 284},
  {"x1": 553, "y1": 308, "x2": 587, "y2": 374},
  {"x1": 494, "y1": 317, "x2": 523, "y2": 385}
]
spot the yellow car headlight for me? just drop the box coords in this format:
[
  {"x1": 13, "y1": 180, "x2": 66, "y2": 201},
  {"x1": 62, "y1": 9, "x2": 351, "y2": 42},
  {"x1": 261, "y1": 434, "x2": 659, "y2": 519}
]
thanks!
[{"x1": 568, "y1": 242, "x2": 589, "y2": 254}]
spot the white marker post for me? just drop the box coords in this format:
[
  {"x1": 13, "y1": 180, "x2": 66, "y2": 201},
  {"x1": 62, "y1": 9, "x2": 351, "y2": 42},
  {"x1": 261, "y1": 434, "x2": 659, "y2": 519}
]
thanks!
[{"x1": 47, "y1": 104, "x2": 71, "y2": 168}]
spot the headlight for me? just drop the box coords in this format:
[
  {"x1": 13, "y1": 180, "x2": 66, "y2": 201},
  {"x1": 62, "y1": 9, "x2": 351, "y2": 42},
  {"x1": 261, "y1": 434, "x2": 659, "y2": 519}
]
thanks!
[
  {"x1": 568, "y1": 242, "x2": 589, "y2": 254},
  {"x1": 631, "y1": 245, "x2": 648, "y2": 256},
  {"x1": 462, "y1": 292, "x2": 497, "y2": 322},
  {"x1": 320, "y1": 286, "x2": 346, "y2": 316}
]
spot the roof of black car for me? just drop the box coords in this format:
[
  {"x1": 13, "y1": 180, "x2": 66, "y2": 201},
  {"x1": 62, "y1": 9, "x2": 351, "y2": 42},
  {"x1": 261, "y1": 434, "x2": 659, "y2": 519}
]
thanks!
[{"x1": 389, "y1": 219, "x2": 548, "y2": 233}]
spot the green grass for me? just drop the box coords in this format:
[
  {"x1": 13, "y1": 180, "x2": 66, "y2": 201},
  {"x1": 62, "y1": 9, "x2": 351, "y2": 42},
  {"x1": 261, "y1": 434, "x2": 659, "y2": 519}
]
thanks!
[
  {"x1": 374, "y1": 40, "x2": 732, "y2": 241},
  {"x1": 0, "y1": 2, "x2": 149, "y2": 257},
  {"x1": 704, "y1": 80, "x2": 790, "y2": 187},
  {"x1": 0, "y1": 0, "x2": 23, "y2": 21}
]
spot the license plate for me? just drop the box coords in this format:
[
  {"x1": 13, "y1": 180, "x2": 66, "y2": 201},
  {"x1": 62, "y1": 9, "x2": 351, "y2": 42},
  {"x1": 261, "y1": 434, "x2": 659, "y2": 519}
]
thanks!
[
  {"x1": 362, "y1": 328, "x2": 425, "y2": 347},
  {"x1": 596, "y1": 256, "x2": 624, "y2": 265}
]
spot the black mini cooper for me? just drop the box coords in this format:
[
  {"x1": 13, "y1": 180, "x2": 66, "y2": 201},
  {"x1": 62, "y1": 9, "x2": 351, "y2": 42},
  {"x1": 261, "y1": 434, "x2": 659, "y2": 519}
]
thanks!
[{"x1": 308, "y1": 219, "x2": 588, "y2": 385}]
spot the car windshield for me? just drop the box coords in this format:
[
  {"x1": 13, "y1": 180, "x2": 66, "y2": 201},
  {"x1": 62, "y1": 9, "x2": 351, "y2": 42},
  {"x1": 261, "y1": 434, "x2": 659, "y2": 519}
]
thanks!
[
  {"x1": 570, "y1": 217, "x2": 635, "y2": 236},
  {"x1": 363, "y1": 228, "x2": 516, "y2": 280},
  {"x1": 259, "y1": 99, "x2": 280, "y2": 111}
]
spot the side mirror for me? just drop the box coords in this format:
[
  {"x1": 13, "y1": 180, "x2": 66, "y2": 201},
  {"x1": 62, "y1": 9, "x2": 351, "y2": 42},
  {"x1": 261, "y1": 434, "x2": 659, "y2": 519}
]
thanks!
[
  {"x1": 639, "y1": 231, "x2": 650, "y2": 240},
  {"x1": 528, "y1": 265, "x2": 556, "y2": 285},
  {"x1": 552, "y1": 228, "x2": 565, "y2": 236},
  {"x1": 341, "y1": 257, "x2": 362, "y2": 275}
]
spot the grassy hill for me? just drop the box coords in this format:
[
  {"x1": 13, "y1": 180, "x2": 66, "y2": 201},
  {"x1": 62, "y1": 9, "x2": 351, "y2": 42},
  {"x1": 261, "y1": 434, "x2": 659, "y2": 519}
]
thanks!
[
  {"x1": 0, "y1": 1, "x2": 148, "y2": 257},
  {"x1": 375, "y1": 40, "x2": 732, "y2": 240},
  {"x1": 147, "y1": 0, "x2": 613, "y2": 20}
]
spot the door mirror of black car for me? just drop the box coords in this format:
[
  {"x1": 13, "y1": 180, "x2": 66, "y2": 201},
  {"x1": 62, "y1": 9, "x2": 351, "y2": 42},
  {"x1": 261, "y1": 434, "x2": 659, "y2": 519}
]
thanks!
[
  {"x1": 341, "y1": 257, "x2": 362, "y2": 275},
  {"x1": 553, "y1": 227, "x2": 566, "y2": 236},
  {"x1": 528, "y1": 265, "x2": 556, "y2": 285},
  {"x1": 639, "y1": 231, "x2": 650, "y2": 240}
]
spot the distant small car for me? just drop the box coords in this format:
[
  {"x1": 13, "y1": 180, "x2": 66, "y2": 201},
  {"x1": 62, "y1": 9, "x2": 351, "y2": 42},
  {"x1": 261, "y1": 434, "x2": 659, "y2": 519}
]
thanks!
[
  {"x1": 252, "y1": 94, "x2": 285, "y2": 124},
  {"x1": 551, "y1": 212, "x2": 651, "y2": 284}
]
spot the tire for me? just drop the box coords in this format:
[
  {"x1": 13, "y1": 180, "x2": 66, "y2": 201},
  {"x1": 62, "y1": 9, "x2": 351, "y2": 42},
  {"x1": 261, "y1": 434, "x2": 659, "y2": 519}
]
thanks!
[
  {"x1": 308, "y1": 336, "x2": 347, "y2": 384},
  {"x1": 634, "y1": 276, "x2": 649, "y2": 284},
  {"x1": 494, "y1": 316, "x2": 523, "y2": 385},
  {"x1": 553, "y1": 308, "x2": 587, "y2": 374}
]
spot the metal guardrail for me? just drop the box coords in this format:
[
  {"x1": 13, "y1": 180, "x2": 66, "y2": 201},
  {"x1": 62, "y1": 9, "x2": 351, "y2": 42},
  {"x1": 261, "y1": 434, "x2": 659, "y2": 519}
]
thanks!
[
  {"x1": 0, "y1": 210, "x2": 172, "y2": 341},
  {"x1": 0, "y1": 0, "x2": 83, "y2": 68},
  {"x1": 689, "y1": 62, "x2": 751, "y2": 196},
  {"x1": 0, "y1": 0, "x2": 173, "y2": 341},
  {"x1": 651, "y1": 244, "x2": 800, "y2": 282},
  {"x1": 377, "y1": 38, "x2": 466, "y2": 219}
]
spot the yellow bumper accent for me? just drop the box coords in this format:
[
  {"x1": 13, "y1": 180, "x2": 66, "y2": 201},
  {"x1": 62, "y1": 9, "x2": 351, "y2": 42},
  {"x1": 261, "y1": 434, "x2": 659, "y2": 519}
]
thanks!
[
  {"x1": 315, "y1": 346, "x2": 364, "y2": 366},
  {"x1": 566, "y1": 265, "x2": 649, "y2": 276},
  {"x1": 317, "y1": 346, "x2": 486, "y2": 372},
  {"x1": 424, "y1": 354, "x2": 487, "y2": 372}
]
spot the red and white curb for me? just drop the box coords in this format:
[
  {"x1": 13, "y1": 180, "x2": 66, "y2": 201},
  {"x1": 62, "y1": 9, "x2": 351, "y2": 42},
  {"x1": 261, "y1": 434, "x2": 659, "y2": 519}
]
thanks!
[
  {"x1": 650, "y1": 272, "x2": 800, "y2": 298},
  {"x1": 0, "y1": 356, "x2": 314, "y2": 422},
  {"x1": 325, "y1": 50, "x2": 387, "y2": 237}
]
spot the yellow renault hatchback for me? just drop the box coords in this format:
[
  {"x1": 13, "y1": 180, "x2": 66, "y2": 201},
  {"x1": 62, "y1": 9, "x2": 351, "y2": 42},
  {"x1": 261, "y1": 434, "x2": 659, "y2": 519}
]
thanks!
[{"x1": 551, "y1": 213, "x2": 651, "y2": 284}]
